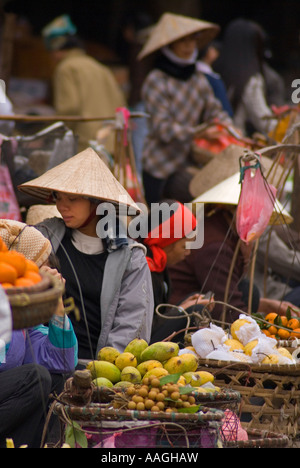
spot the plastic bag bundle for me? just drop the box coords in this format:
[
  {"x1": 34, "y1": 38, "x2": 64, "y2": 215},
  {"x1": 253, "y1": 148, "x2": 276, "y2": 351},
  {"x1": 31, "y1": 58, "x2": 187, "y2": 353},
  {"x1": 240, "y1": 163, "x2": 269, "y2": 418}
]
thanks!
[
  {"x1": 236, "y1": 159, "x2": 277, "y2": 244},
  {"x1": 206, "y1": 343, "x2": 251, "y2": 362},
  {"x1": 192, "y1": 323, "x2": 226, "y2": 358}
]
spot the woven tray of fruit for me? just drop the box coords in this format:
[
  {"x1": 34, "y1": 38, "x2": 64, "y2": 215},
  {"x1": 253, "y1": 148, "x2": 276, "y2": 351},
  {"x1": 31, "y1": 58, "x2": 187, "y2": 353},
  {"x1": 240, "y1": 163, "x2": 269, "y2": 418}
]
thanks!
[{"x1": 0, "y1": 249, "x2": 64, "y2": 329}]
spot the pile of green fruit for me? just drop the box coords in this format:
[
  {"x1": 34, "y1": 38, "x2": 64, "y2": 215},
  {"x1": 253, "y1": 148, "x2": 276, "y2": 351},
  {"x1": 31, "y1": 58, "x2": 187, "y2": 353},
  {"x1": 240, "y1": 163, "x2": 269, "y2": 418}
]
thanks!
[{"x1": 86, "y1": 338, "x2": 218, "y2": 394}]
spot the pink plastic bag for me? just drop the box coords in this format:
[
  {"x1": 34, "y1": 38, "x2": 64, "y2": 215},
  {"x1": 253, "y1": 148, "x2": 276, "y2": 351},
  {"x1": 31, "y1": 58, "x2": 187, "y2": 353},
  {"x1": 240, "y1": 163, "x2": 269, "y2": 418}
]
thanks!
[
  {"x1": 0, "y1": 164, "x2": 22, "y2": 221},
  {"x1": 236, "y1": 162, "x2": 277, "y2": 244}
]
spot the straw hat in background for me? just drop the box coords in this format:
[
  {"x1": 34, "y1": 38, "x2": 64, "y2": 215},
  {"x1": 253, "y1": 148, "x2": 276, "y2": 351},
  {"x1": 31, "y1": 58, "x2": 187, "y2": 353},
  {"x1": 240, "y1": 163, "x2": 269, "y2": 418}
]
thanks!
[
  {"x1": 189, "y1": 144, "x2": 287, "y2": 198},
  {"x1": 18, "y1": 147, "x2": 141, "y2": 214},
  {"x1": 26, "y1": 204, "x2": 62, "y2": 225},
  {"x1": 0, "y1": 220, "x2": 52, "y2": 267},
  {"x1": 138, "y1": 12, "x2": 220, "y2": 60},
  {"x1": 192, "y1": 171, "x2": 293, "y2": 226}
]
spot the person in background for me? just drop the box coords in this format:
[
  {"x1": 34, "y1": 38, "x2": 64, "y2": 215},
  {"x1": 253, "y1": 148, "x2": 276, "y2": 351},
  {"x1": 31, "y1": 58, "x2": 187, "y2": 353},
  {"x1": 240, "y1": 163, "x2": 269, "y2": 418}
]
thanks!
[
  {"x1": 0, "y1": 220, "x2": 77, "y2": 448},
  {"x1": 214, "y1": 18, "x2": 281, "y2": 136},
  {"x1": 42, "y1": 14, "x2": 127, "y2": 153},
  {"x1": 197, "y1": 41, "x2": 233, "y2": 116},
  {"x1": 141, "y1": 199, "x2": 213, "y2": 344},
  {"x1": 137, "y1": 12, "x2": 235, "y2": 205}
]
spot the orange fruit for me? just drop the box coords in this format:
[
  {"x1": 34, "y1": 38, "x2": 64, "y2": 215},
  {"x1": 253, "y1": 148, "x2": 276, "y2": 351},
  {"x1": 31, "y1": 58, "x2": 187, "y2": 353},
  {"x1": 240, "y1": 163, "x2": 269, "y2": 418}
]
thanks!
[
  {"x1": 0, "y1": 262, "x2": 18, "y2": 284},
  {"x1": 1, "y1": 282, "x2": 14, "y2": 289},
  {"x1": 24, "y1": 271, "x2": 42, "y2": 284},
  {"x1": 0, "y1": 251, "x2": 27, "y2": 278},
  {"x1": 277, "y1": 328, "x2": 291, "y2": 340},
  {"x1": 14, "y1": 277, "x2": 35, "y2": 288},
  {"x1": 24, "y1": 259, "x2": 39, "y2": 274},
  {"x1": 288, "y1": 318, "x2": 300, "y2": 330},
  {"x1": 290, "y1": 328, "x2": 300, "y2": 339},
  {"x1": 267, "y1": 325, "x2": 278, "y2": 336},
  {"x1": 280, "y1": 316, "x2": 288, "y2": 327},
  {"x1": 261, "y1": 329, "x2": 271, "y2": 337},
  {"x1": 265, "y1": 312, "x2": 278, "y2": 323},
  {"x1": 0, "y1": 237, "x2": 8, "y2": 252}
]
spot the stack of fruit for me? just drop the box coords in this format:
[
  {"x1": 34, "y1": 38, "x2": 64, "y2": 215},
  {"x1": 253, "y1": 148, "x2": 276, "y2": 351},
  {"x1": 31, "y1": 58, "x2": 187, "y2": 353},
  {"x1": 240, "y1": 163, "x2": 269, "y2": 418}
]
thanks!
[
  {"x1": 258, "y1": 312, "x2": 300, "y2": 341},
  {"x1": 86, "y1": 338, "x2": 219, "y2": 410},
  {"x1": 0, "y1": 239, "x2": 42, "y2": 289}
]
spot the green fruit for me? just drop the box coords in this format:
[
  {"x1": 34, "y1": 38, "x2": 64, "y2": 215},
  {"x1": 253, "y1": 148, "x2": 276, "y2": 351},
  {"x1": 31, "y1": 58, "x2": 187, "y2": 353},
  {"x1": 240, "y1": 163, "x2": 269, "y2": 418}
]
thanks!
[
  {"x1": 92, "y1": 377, "x2": 113, "y2": 388},
  {"x1": 121, "y1": 366, "x2": 142, "y2": 384},
  {"x1": 124, "y1": 338, "x2": 148, "y2": 363},
  {"x1": 140, "y1": 341, "x2": 179, "y2": 363},
  {"x1": 86, "y1": 360, "x2": 121, "y2": 383},
  {"x1": 137, "y1": 360, "x2": 163, "y2": 376},
  {"x1": 97, "y1": 346, "x2": 121, "y2": 363},
  {"x1": 115, "y1": 352, "x2": 138, "y2": 370}
]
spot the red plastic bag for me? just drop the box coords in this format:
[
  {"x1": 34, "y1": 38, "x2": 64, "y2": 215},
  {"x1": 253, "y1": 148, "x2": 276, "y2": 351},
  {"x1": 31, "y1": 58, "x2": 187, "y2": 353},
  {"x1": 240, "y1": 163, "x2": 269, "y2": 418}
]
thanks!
[
  {"x1": 0, "y1": 164, "x2": 22, "y2": 221},
  {"x1": 236, "y1": 162, "x2": 277, "y2": 244}
]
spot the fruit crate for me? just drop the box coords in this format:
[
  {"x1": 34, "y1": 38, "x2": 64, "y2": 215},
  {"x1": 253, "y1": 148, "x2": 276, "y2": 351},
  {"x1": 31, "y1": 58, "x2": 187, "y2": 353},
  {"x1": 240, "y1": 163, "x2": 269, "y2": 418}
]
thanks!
[{"x1": 197, "y1": 358, "x2": 300, "y2": 442}]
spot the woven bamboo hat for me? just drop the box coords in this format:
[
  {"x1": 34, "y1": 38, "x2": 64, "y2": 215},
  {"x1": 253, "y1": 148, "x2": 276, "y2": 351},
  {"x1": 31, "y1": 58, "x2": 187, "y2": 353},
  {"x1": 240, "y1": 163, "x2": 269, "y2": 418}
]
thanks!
[
  {"x1": 0, "y1": 220, "x2": 52, "y2": 267},
  {"x1": 26, "y1": 205, "x2": 62, "y2": 225},
  {"x1": 138, "y1": 12, "x2": 220, "y2": 60},
  {"x1": 18, "y1": 147, "x2": 141, "y2": 214},
  {"x1": 192, "y1": 171, "x2": 293, "y2": 226}
]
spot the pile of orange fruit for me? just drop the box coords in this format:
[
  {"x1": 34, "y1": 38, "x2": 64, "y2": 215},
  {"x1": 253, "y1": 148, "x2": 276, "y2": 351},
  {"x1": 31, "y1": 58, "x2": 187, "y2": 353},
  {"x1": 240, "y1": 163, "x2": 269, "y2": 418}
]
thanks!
[
  {"x1": 0, "y1": 237, "x2": 42, "y2": 289},
  {"x1": 261, "y1": 312, "x2": 300, "y2": 340}
]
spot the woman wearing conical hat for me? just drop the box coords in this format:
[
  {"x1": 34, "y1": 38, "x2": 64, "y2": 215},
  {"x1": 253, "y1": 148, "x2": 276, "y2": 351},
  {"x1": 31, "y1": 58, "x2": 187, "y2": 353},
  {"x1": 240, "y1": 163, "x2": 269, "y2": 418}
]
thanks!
[
  {"x1": 18, "y1": 147, "x2": 154, "y2": 359},
  {"x1": 138, "y1": 12, "x2": 237, "y2": 205}
]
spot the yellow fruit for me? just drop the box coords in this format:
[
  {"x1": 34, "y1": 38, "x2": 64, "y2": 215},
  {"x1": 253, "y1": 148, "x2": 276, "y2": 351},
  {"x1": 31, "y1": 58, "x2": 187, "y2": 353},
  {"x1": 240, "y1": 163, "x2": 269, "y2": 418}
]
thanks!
[
  {"x1": 92, "y1": 377, "x2": 113, "y2": 388},
  {"x1": 223, "y1": 339, "x2": 245, "y2": 351},
  {"x1": 114, "y1": 381, "x2": 134, "y2": 388},
  {"x1": 183, "y1": 370, "x2": 214, "y2": 387},
  {"x1": 120, "y1": 366, "x2": 142, "y2": 383},
  {"x1": 164, "y1": 353, "x2": 198, "y2": 374},
  {"x1": 244, "y1": 339, "x2": 259, "y2": 356},
  {"x1": 97, "y1": 346, "x2": 121, "y2": 363},
  {"x1": 136, "y1": 360, "x2": 163, "y2": 376},
  {"x1": 124, "y1": 338, "x2": 148, "y2": 363},
  {"x1": 115, "y1": 352, "x2": 137, "y2": 370},
  {"x1": 277, "y1": 347, "x2": 294, "y2": 361},
  {"x1": 143, "y1": 367, "x2": 169, "y2": 380},
  {"x1": 230, "y1": 319, "x2": 251, "y2": 341},
  {"x1": 140, "y1": 341, "x2": 179, "y2": 363},
  {"x1": 86, "y1": 360, "x2": 121, "y2": 383},
  {"x1": 261, "y1": 354, "x2": 279, "y2": 365},
  {"x1": 177, "y1": 375, "x2": 187, "y2": 386}
]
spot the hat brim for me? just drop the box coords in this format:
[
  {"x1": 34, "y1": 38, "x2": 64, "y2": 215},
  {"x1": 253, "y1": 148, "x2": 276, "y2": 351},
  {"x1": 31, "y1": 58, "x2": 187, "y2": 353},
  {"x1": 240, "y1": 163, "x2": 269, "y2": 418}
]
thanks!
[{"x1": 192, "y1": 172, "x2": 293, "y2": 226}]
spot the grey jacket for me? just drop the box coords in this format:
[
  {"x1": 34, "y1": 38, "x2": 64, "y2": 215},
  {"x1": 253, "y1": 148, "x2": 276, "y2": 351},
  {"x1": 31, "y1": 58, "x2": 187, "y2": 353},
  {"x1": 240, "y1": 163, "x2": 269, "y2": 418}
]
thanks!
[{"x1": 35, "y1": 217, "x2": 154, "y2": 354}]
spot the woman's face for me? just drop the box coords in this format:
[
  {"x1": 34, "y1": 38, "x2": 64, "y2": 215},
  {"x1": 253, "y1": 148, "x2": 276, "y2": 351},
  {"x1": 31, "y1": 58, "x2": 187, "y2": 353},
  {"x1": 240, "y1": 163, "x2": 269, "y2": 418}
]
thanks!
[
  {"x1": 164, "y1": 237, "x2": 191, "y2": 266},
  {"x1": 55, "y1": 192, "x2": 96, "y2": 232},
  {"x1": 169, "y1": 34, "x2": 198, "y2": 60}
]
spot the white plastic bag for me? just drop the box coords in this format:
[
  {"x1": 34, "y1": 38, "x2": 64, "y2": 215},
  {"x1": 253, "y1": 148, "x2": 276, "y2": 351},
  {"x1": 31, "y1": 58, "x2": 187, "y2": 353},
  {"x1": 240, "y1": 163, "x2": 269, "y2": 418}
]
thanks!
[{"x1": 192, "y1": 324, "x2": 226, "y2": 358}]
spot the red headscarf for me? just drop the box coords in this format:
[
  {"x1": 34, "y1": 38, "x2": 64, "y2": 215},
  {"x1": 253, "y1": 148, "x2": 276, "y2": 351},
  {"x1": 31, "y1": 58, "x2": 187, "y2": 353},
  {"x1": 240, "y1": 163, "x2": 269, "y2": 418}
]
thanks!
[{"x1": 143, "y1": 202, "x2": 197, "y2": 272}]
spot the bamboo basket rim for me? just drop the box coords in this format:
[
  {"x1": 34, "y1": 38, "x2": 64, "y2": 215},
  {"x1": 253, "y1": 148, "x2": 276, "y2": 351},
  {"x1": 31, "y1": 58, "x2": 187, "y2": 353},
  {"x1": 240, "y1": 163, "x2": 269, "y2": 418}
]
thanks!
[
  {"x1": 6, "y1": 272, "x2": 64, "y2": 306},
  {"x1": 198, "y1": 358, "x2": 300, "y2": 376},
  {"x1": 225, "y1": 428, "x2": 289, "y2": 448}
]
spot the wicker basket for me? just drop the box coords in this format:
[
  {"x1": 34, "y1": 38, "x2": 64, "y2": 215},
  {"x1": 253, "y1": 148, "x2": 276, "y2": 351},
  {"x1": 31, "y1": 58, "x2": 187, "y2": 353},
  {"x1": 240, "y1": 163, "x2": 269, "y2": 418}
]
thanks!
[
  {"x1": 54, "y1": 403, "x2": 225, "y2": 448},
  {"x1": 197, "y1": 358, "x2": 300, "y2": 440},
  {"x1": 5, "y1": 272, "x2": 64, "y2": 329},
  {"x1": 225, "y1": 428, "x2": 289, "y2": 448}
]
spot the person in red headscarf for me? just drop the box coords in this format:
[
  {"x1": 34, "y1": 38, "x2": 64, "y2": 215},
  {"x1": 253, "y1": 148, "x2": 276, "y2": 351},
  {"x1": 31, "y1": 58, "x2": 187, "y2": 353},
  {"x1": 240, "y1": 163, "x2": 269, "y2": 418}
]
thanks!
[{"x1": 141, "y1": 199, "x2": 213, "y2": 344}]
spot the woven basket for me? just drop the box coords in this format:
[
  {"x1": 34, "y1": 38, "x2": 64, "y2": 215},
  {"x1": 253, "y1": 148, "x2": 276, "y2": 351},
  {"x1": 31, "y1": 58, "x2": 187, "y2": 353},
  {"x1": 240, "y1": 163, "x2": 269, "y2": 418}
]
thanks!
[
  {"x1": 54, "y1": 403, "x2": 224, "y2": 448},
  {"x1": 225, "y1": 428, "x2": 289, "y2": 448},
  {"x1": 197, "y1": 358, "x2": 300, "y2": 440},
  {"x1": 5, "y1": 272, "x2": 64, "y2": 329}
]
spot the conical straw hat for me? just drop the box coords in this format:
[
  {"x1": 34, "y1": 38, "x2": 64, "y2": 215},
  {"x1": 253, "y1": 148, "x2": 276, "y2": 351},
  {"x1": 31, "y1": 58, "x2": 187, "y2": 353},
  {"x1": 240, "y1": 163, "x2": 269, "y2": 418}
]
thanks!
[
  {"x1": 138, "y1": 12, "x2": 220, "y2": 60},
  {"x1": 189, "y1": 144, "x2": 286, "y2": 199},
  {"x1": 18, "y1": 147, "x2": 140, "y2": 213},
  {"x1": 192, "y1": 172, "x2": 293, "y2": 226}
]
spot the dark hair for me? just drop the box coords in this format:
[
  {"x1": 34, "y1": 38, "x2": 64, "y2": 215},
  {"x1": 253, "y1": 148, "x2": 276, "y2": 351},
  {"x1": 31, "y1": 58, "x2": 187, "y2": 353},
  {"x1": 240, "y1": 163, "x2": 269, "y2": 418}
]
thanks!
[{"x1": 214, "y1": 18, "x2": 266, "y2": 109}]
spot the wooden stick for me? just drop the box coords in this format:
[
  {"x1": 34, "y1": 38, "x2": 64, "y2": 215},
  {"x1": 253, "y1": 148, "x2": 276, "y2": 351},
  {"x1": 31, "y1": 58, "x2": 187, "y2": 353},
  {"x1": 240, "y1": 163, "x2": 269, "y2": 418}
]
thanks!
[{"x1": 0, "y1": 112, "x2": 148, "y2": 122}]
